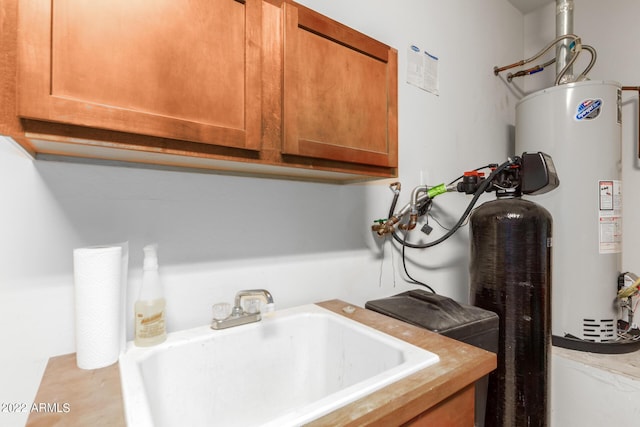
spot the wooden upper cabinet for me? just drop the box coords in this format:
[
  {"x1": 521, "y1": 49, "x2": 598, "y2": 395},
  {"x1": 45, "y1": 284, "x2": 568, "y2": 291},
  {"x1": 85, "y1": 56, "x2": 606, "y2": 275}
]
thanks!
[
  {"x1": 17, "y1": 0, "x2": 262, "y2": 151},
  {"x1": 282, "y1": 2, "x2": 398, "y2": 168},
  {"x1": 4, "y1": 0, "x2": 398, "y2": 181}
]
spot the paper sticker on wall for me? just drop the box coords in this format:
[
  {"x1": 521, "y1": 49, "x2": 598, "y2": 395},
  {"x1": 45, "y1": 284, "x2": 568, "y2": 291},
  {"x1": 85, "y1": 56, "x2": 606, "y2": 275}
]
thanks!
[
  {"x1": 598, "y1": 180, "x2": 622, "y2": 254},
  {"x1": 406, "y1": 44, "x2": 439, "y2": 95}
]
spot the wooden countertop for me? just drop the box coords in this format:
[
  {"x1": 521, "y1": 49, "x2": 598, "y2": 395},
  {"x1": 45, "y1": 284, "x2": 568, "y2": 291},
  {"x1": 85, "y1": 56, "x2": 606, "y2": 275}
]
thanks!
[
  {"x1": 26, "y1": 300, "x2": 496, "y2": 426},
  {"x1": 26, "y1": 353, "x2": 124, "y2": 427}
]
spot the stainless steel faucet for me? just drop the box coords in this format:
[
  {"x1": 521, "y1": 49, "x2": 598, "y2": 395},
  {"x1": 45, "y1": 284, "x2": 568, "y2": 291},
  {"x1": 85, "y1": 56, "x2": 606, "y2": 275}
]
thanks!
[{"x1": 211, "y1": 289, "x2": 274, "y2": 330}]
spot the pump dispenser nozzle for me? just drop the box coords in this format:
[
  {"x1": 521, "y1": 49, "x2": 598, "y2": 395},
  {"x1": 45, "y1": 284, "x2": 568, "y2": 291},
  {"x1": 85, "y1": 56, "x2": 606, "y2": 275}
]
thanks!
[{"x1": 143, "y1": 244, "x2": 158, "y2": 270}]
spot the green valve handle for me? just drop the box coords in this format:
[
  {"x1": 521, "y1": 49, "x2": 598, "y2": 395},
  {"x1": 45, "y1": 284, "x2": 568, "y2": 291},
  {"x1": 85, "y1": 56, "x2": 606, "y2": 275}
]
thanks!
[{"x1": 427, "y1": 183, "x2": 447, "y2": 199}]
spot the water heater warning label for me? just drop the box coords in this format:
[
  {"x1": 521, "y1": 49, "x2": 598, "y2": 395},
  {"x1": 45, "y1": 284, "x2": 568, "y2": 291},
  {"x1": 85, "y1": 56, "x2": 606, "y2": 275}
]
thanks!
[
  {"x1": 598, "y1": 180, "x2": 622, "y2": 254},
  {"x1": 576, "y1": 98, "x2": 603, "y2": 120}
]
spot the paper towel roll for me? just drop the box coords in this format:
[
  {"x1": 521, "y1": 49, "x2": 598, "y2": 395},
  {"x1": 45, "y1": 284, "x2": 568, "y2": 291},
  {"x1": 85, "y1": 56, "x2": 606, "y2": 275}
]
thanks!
[{"x1": 73, "y1": 244, "x2": 126, "y2": 370}]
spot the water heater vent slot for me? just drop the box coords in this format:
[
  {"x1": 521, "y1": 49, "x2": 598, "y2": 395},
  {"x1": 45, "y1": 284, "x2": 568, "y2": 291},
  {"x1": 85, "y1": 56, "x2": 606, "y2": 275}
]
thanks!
[{"x1": 582, "y1": 318, "x2": 616, "y2": 342}]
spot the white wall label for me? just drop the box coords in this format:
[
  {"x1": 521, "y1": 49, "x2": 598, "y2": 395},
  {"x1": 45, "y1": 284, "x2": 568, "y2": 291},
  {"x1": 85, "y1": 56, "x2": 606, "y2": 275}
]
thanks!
[
  {"x1": 598, "y1": 180, "x2": 622, "y2": 254},
  {"x1": 406, "y1": 44, "x2": 439, "y2": 95}
]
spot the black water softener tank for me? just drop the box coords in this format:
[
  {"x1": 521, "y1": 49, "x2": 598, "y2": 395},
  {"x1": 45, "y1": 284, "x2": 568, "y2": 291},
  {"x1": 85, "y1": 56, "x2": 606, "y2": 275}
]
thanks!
[
  {"x1": 366, "y1": 289, "x2": 498, "y2": 427},
  {"x1": 469, "y1": 195, "x2": 552, "y2": 427}
]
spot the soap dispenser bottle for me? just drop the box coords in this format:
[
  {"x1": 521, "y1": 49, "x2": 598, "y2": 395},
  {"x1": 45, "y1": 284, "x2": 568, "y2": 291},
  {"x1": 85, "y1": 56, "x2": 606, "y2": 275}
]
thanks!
[{"x1": 134, "y1": 244, "x2": 167, "y2": 347}]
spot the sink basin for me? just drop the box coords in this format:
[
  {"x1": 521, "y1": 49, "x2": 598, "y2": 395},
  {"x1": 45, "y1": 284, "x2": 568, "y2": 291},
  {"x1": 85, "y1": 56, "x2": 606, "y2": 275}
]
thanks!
[{"x1": 119, "y1": 303, "x2": 439, "y2": 427}]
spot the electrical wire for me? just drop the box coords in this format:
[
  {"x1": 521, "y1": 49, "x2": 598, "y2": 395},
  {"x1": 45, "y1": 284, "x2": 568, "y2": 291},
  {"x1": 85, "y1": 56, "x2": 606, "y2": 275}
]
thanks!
[
  {"x1": 401, "y1": 231, "x2": 436, "y2": 293},
  {"x1": 428, "y1": 212, "x2": 470, "y2": 232},
  {"x1": 378, "y1": 237, "x2": 385, "y2": 288},
  {"x1": 378, "y1": 234, "x2": 398, "y2": 289}
]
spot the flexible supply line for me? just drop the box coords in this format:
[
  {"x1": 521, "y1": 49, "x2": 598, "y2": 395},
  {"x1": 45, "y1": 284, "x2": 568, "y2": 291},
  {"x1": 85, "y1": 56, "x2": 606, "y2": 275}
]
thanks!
[
  {"x1": 399, "y1": 185, "x2": 428, "y2": 231},
  {"x1": 375, "y1": 183, "x2": 453, "y2": 236},
  {"x1": 398, "y1": 183, "x2": 450, "y2": 231},
  {"x1": 494, "y1": 34, "x2": 581, "y2": 83},
  {"x1": 575, "y1": 44, "x2": 597, "y2": 81},
  {"x1": 507, "y1": 58, "x2": 556, "y2": 82},
  {"x1": 494, "y1": 34, "x2": 579, "y2": 75},
  {"x1": 553, "y1": 40, "x2": 581, "y2": 85},
  {"x1": 505, "y1": 43, "x2": 596, "y2": 84}
]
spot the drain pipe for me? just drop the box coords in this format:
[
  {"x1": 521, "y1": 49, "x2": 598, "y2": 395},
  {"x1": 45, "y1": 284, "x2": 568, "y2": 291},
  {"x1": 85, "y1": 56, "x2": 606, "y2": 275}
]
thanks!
[{"x1": 556, "y1": 0, "x2": 574, "y2": 83}]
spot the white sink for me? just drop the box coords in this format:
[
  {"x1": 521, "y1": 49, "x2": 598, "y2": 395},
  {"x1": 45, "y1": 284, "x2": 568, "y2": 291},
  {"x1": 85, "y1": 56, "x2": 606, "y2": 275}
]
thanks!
[{"x1": 119, "y1": 304, "x2": 439, "y2": 427}]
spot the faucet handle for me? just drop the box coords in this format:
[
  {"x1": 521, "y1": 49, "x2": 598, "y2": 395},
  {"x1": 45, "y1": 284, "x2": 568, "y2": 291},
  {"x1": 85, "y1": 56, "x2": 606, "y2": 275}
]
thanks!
[
  {"x1": 212, "y1": 302, "x2": 231, "y2": 320},
  {"x1": 243, "y1": 298, "x2": 261, "y2": 314},
  {"x1": 242, "y1": 298, "x2": 276, "y2": 314}
]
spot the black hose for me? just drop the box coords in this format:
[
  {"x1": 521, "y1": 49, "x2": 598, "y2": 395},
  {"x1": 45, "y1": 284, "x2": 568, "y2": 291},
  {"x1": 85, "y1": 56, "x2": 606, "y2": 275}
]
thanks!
[
  {"x1": 393, "y1": 157, "x2": 516, "y2": 249},
  {"x1": 388, "y1": 190, "x2": 399, "y2": 219},
  {"x1": 401, "y1": 232, "x2": 436, "y2": 293}
]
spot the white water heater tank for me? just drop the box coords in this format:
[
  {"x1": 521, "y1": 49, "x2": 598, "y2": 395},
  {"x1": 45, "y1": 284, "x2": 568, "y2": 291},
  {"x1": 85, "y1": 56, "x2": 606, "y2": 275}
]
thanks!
[{"x1": 515, "y1": 80, "x2": 622, "y2": 342}]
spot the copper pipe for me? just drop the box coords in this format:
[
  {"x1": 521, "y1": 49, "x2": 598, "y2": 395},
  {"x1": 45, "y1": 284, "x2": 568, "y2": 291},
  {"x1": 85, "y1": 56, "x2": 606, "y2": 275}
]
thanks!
[
  {"x1": 494, "y1": 60, "x2": 526, "y2": 76},
  {"x1": 621, "y1": 86, "x2": 640, "y2": 158},
  {"x1": 398, "y1": 213, "x2": 418, "y2": 231},
  {"x1": 373, "y1": 215, "x2": 400, "y2": 236}
]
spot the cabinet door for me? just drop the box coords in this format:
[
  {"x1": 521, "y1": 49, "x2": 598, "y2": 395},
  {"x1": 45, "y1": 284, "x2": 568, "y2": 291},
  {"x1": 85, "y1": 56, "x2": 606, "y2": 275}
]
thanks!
[
  {"x1": 282, "y1": 2, "x2": 398, "y2": 168},
  {"x1": 17, "y1": 0, "x2": 262, "y2": 151}
]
